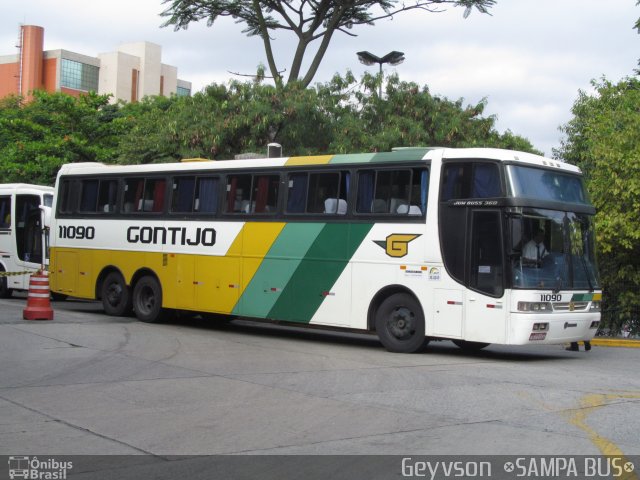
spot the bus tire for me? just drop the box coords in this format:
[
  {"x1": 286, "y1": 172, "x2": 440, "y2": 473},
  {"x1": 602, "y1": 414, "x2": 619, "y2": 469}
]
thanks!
[
  {"x1": 132, "y1": 275, "x2": 167, "y2": 323},
  {"x1": 0, "y1": 276, "x2": 13, "y2": 298},
  {"x1": 0, "y1": 269, "x2": 12, "y2": 299},
  {"x1": 452, "y1": 340, "x2": 490, "y2": 351},
  {"x1": 375, "y1": 293, "x2": 429, "y2": 353},
  {"x1": 101, "y1": 271, "x2": 132, "y2": 316},
  {"x1": 51, "y1": 292, "x2": 68, "y2": 302}
]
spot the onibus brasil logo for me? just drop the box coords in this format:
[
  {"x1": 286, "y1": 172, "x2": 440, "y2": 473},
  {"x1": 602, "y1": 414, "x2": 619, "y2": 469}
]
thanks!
[
  {"x1": 374, "y1": 234, "x2": 421, "y2": 258},
  {"x1": 8, "y1": 456, "x2": 73, "y2": 479}
]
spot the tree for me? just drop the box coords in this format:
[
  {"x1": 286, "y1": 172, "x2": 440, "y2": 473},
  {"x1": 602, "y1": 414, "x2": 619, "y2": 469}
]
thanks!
[
  {"x1": 0, "y1": 91, "x2": 128, "y2": 185},
  {"x1": 555, "y1": 76, "x2": 640, "y2": 334},
  {"x1": 160, "y1": 0, "x2": 495, "y2": 88},
  {"x1": 116, "y1": 72, "x2": 538, "y2": 163},
  {"x1": 317, "y1": 72, "x2": 539, "y2": 154},
  {"x1": 117, "y1": 80, "x2": 333, "y2": 163}
]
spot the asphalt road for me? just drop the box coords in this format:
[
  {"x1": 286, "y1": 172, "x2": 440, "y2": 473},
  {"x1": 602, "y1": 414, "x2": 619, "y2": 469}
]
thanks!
[{"x1": 1, "y1": 294, "x2": 640, "y2": 477}]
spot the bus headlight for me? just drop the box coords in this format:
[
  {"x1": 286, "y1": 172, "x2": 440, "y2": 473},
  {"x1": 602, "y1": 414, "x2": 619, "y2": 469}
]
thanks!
[
  {"x1": 590, "y1": 301, "x2": 601, "y2": 312},
  {"x1": 518, "y1": 302, "x2": 552, "y2": 312},
  {"x1": 590, "y1": 321, "x2": 600, "y2": 329}
]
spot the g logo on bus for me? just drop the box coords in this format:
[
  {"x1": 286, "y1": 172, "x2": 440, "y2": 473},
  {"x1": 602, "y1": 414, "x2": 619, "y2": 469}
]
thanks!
[{"x1": 374, "y1": 234, "x2": 421, "y2": 258}]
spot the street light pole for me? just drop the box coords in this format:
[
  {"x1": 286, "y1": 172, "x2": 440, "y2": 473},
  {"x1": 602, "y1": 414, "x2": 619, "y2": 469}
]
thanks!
[{"x1": 356, "y1": 51, "x2": 405, "y2": 97}]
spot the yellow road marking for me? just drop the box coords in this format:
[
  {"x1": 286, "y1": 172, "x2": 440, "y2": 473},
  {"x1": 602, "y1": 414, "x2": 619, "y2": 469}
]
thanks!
[
  {"x1": 519, "y1": 390, "x2": 640, "y2": 479},
  {"x1": 564, "y1": 392, "x2": 640, "y2": 480}
]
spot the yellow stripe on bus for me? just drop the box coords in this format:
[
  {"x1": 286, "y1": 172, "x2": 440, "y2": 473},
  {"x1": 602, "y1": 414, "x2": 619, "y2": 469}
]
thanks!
[
  {"x1": 285, "y1": 155, "x2": 333, "y2": 166},
  {"x1": 50, "y1": 223, "x2": 287, "y2": 315}
]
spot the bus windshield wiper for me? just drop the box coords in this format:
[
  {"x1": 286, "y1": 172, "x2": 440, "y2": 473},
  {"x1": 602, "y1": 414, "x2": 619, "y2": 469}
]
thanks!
[{"x1": 579, "y1": 254, "x2": 594, "y2": 292}]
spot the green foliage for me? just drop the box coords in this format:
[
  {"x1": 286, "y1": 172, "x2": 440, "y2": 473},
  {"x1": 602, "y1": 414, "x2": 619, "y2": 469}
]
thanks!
[
  {"x1": 0, "y1": 91, "x2": 128, "y2": 185},
  {"x1": 0, "y1": 73, "x2": 538, "y2": 182},
  {"x1": 117, "y1": 80, "x2": 333, "y2": 162},
  {"x1": 556, "y1": 76, "x2": 640, "y2": 333},
  {"x1": 115, "y1": 72, "x2": 538, "y2": 163},
  {"x1": 316, "y1": 72, "x2": 539, "y2": 154}
]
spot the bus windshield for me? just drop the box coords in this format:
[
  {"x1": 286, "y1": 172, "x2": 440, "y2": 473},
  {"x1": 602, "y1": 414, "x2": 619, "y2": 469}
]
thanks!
[
  {"x1": 510, "y1": 209, "x2": 600, "y2": 290},
  {"x1": 506, "y1": 165, "x2": 590, "y2": 205}
]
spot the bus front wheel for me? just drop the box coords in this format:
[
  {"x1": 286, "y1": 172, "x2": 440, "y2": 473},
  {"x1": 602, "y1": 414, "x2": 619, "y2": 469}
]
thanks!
[
  {"x1": 101, "y1": 271, "x2": 132, "y2": 316},
  {"x1": 375, "y1": 293, "x2": 429, "y2": 353},
  {"x1": 133, "y1": 275, "x2": 168, "y2": 323}
]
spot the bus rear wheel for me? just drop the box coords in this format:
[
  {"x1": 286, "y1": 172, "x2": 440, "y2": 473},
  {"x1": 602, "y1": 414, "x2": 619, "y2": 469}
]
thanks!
[
  {"x1": 375, "y1": 293, "x2": 429, "y2": 353},
  {"x1": 101, "y1": 271, "x2": 132, "y2": 316},
  {"x1": 133, "y1": 275, "x2": 168, "y2": 323}
]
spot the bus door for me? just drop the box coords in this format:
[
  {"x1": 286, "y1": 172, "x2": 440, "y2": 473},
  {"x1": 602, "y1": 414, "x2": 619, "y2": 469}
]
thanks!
[
  {"x1": 15, "y1": 194, "x2": 43, "y2": 267},
  {"x1": 464, "y1": 210, "x2": 507, "y2": 343}
]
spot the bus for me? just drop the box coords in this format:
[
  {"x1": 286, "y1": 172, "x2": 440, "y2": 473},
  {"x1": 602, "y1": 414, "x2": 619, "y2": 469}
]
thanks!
[
  {"x1": 0, "y1": 183, "x2": 54, "y2": 298},
  {"x1": 48, "y1": 148, "x2": 601, "y2": 353}
]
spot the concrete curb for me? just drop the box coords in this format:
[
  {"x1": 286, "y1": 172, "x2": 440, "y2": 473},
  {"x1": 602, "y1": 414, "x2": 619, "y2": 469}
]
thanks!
[{"x1": 590, "y1": 338, "x2": 640, "y2": 348}]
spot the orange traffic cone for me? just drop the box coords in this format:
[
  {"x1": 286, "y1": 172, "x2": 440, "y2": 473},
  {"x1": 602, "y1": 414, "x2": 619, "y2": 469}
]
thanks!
[{"x1": 23, "y1": 271, "x2": 54, "y2": 321}]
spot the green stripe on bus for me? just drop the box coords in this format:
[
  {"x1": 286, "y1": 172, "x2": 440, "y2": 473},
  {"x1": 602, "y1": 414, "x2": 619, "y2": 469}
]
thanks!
[
  {"x1": 329, "y1": 153, "x2": 376, "y2": 164},
  {"x1": 266, "y1": 223, "x2": 374, "y2": 323},
  {"x1": 233, "y1": 223, "x2": 325, "y2": 318},
  {"x1": 328, "y1": 150, "x2": 430, "y2": 164},
  {"x1": 571, "y1": 293, "x2": 593, "y2": 302}
]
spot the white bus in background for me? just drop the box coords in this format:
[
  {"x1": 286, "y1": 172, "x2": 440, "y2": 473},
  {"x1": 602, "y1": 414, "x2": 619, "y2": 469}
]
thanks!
[{"x1": 0, "y1": 183, "x2": 54, "y2": 298}]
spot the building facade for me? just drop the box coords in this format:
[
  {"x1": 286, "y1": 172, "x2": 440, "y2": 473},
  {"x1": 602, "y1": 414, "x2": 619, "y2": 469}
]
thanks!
[{"x1": 0, "y1": 25, "x2": 192, "y2": 102}]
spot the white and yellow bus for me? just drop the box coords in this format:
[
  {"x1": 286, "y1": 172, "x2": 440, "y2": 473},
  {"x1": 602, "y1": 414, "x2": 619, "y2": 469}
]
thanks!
[
  {"x1": 49, "y1": 148, "x2": 601, "y2": 352},
  {"x1": 0, "y1": 183, "x2": 54, "y2": 298}
]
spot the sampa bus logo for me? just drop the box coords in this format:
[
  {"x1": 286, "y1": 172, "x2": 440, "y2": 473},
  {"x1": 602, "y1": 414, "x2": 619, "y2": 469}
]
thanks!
[{"x1": 374, "y1": 234, "x2": 421, "y2": 258}]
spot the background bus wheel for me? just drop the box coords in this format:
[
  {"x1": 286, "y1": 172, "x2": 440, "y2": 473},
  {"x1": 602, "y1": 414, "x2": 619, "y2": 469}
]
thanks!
[
  {"x1": 0, "y1": 268, "x2": 13, "y2": 299},
  {"x1": 101, "y1": 271, "x2": 132, "y2": 316},
  {"x1": 133, "y1": 275, "x2": 167, "y2": 323},
  {"x1": 452, "y1": 340, "x2": 490, "y2": 351},
  {"x1": 375, "y1": 293, "x2": 429, "y2": 353},
  {"x1": 50, "y1": 292, "x2": 68, "y2": 302}
]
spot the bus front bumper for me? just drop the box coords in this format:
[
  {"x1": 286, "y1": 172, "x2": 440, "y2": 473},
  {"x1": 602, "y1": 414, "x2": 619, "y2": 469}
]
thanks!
[{"x1": 509, "y1": 312, "x2": 600, "y2": 345}]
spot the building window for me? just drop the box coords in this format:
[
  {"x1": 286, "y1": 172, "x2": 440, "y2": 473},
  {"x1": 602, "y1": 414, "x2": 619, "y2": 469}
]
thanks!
[
  {"x1": 176, "y1": 86, "x2": 190, "y2": 97},
  {"x1": 61, "y1": 59, "x2": 99, "y2": 92}
]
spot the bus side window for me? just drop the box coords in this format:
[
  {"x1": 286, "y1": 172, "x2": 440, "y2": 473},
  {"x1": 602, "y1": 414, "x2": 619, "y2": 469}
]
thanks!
[
  {"x1": 286, "y1": 173, "x2": 308, "y2": 213},
  {"x1": 441, "y1": 163, "x2": 471, "y2": 200},
  {"x1": 172, "y1": 176, "x2": 196, "y2": 213},
  {"x1": 143, "y1": 179, "x2": 166, "y2": 213},
  {"x1": 124, "y1": 178, "x2": 144, "y2": 213},
  {"x1": 225, "y1": 175, "x2": 252, "y2": 213},
  {"x1": 251, "y1": 174, "x2": 279, "y2": 214},
  {"x1": 441, "y1": 162, "x2": 501, "y2": 200},
  {"x1": 0, "y1": 196, "x2": 10, "y2": 228},
  {"x1": 472, "y1": 163, "x2": 501, "y2": 198},
  {"x1": 57, "y1": 179, "x2": 77, "y2": 215},
  {"x1": 98, "y1": 180, "x2": 118, "y2": 213},
  {"x1": 356, "y1": 168, "x2": 426, "y2": 215},
  {"x1": 79, "y1": 180, "x2": 99, "y2": 212},
  {"x1": 308, "y1": 172, "x2": 348, "y2": 215},
  {"x1": 195, "y1": 177, "x2": 219, "y2": 213}
]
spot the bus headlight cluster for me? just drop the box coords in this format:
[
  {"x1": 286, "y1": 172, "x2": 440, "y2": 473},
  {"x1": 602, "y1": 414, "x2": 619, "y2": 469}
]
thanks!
[
  {"x1": 517, "y1": 302, "x2": 552, "y2": 312},
  {"x1": 590, "y1": 320, "x2": 600, "y2": 329},
  {"x1": 590, "y1": 301, "x2": 601, "y2": 312},
  {"x1": 532, "y1": 322, "x2": 549, "y2": 331}
]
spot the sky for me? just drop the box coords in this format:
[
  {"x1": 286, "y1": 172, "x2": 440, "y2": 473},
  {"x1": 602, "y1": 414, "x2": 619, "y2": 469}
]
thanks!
[{"x1": 1, "y1": 0, "x2": 638, "y2": 156}]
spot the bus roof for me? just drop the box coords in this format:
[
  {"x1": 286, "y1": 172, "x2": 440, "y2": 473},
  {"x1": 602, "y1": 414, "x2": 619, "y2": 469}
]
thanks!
[
  {"x1": 56, "y1": 147, "x2": 581, "y2": 176},
  {"x1": 0, "y1": 183, "x2": 55, "y2": 192}
]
